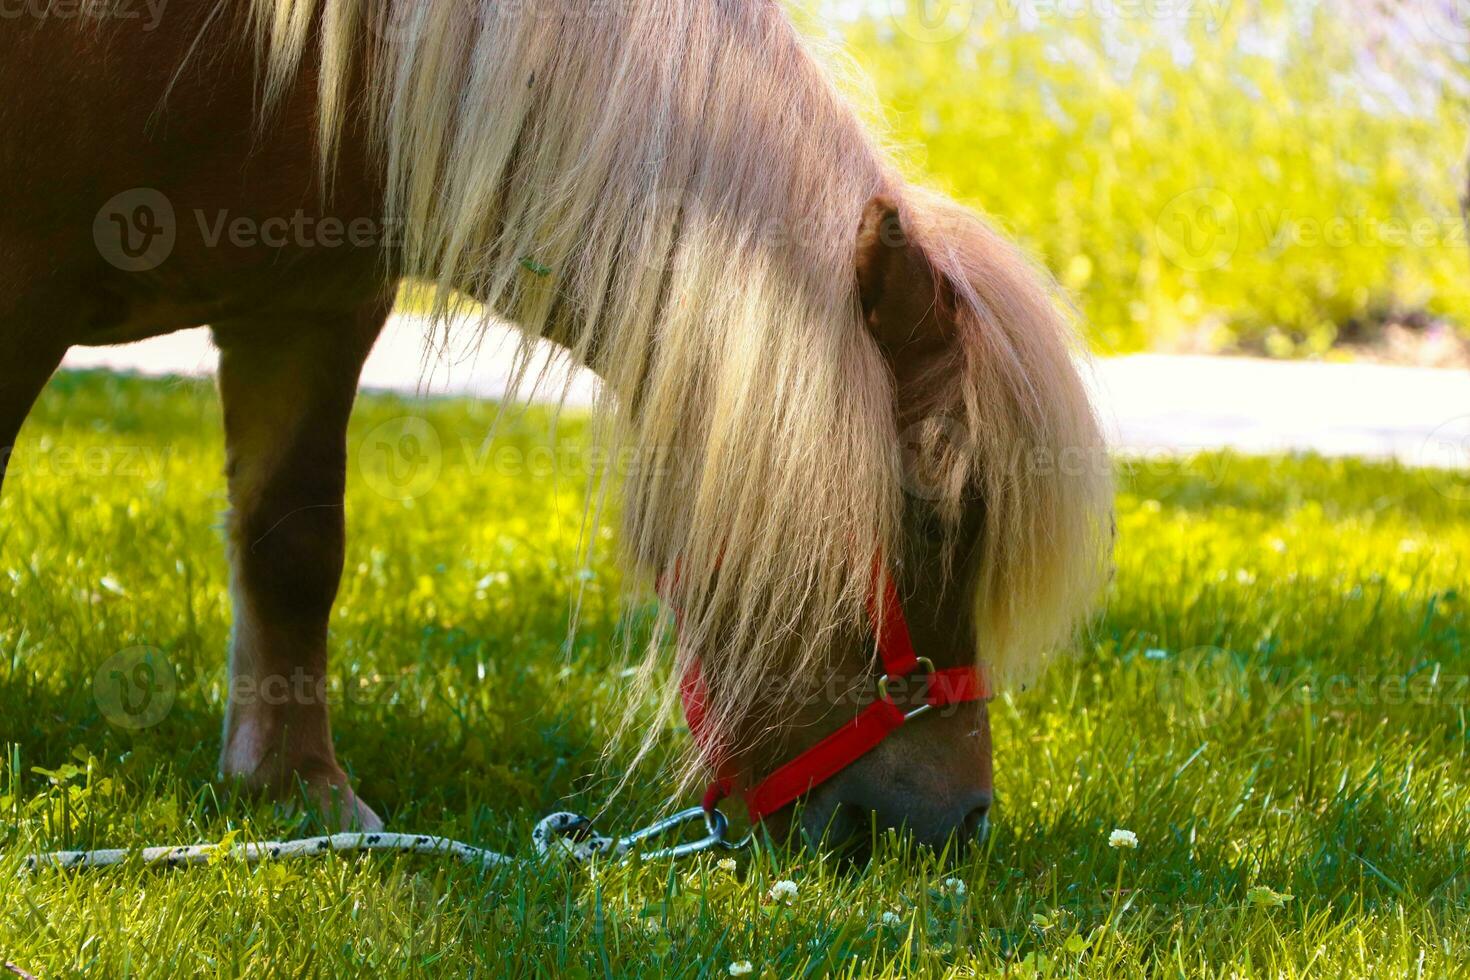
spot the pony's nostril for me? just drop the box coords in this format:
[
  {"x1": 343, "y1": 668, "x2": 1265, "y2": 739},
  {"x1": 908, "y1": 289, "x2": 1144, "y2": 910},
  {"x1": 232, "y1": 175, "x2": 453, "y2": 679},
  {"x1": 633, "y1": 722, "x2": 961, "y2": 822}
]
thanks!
[{"x1": 962, "y1": 796, "x2": 992, "y2": 840}]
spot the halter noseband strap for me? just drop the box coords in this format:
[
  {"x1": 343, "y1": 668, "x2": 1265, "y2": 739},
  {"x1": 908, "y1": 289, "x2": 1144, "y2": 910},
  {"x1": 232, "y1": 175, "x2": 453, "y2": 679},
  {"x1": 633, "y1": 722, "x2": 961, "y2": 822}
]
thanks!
[{"x1": 674, "y1": 567, "x2": 992, "y2": 824}]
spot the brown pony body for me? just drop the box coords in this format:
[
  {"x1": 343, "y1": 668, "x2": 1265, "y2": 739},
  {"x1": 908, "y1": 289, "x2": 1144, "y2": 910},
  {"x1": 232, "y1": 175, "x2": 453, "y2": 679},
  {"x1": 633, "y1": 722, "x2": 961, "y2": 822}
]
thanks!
[{"x1": 0, "y1": 1, "x2": 1111, "y2": 847}]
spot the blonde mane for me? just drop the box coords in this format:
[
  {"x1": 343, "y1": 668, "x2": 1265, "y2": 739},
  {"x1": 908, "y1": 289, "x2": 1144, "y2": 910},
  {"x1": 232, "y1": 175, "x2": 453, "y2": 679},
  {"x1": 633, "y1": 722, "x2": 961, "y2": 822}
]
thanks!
[{"x1": 245, "y1": 0, "x2": 1111, "y2": 777}]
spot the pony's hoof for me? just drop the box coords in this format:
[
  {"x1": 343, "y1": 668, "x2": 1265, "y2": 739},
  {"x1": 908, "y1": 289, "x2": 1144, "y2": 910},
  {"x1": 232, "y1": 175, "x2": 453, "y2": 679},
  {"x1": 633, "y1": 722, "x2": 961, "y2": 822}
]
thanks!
[
  {"x1": 344, "y1": 793, "x2": 386, "y2": 833},
  {"x1": 284, "y1": 780, "x2": 385, "y2": 833},
  {"x1": 220, "y1": 759, "x2": 385, "y2": 832}
]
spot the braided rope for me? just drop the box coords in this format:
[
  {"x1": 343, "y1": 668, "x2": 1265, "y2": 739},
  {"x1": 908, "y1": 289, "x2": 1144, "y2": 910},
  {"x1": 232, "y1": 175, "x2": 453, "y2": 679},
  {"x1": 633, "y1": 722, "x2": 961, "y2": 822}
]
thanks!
[{"x1": 19, "y1": 812, "x2": 612, "y2": 873}]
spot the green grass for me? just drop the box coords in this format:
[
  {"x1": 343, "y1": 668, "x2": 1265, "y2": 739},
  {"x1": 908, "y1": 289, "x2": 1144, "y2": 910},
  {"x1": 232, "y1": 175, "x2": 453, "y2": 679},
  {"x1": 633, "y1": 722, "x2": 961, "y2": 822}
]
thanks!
[{"x1": 1, "y1": 371, "x2": 1466, "y2": 976}]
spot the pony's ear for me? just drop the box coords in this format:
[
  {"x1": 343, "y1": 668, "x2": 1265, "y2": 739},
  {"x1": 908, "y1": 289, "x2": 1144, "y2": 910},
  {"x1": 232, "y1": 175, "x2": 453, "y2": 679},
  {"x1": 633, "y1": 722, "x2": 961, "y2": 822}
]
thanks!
[
  {"x1": 855, "y1": 195, "x2": 946, "y2": 361},
  {"x1": 855, "y1": 195, "x2": 905, "y2": 319}
]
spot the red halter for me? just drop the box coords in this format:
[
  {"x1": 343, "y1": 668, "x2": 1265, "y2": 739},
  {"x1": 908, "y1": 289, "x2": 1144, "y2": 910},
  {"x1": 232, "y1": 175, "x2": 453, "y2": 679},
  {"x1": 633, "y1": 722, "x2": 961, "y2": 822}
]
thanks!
[{"x1": 672, "y1": 567, "x2": 991, "y2": 824}]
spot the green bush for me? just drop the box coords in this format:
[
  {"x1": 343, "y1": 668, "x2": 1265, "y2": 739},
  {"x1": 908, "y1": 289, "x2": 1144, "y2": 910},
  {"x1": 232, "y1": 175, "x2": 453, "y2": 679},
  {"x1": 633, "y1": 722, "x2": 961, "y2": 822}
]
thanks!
[{"x1": 836, "y1": 0, "x2": 1470, "y2": 354}]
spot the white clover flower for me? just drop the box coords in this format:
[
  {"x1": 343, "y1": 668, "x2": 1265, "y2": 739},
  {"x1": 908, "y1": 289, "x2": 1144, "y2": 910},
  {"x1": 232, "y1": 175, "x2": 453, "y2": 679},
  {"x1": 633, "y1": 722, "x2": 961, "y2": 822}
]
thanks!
[
  {"x1": 942, "y1": 877, "x2": 967, "y2": 896},
  {"x1": 880, "y1": 911, "x2": 903, "y2": 927},
  {"x1": 1108, "y1": 828, "x2": 1139, "y2": 849},
  {"x1": 717, "y1": 857, "x2": 737, "y2": 873},
  {"x1": 727, "y1": 961, "x2": 753, "y2": 977},
  {"x1": 768, "y1": 879, "x2": 798, "y2": 904}
]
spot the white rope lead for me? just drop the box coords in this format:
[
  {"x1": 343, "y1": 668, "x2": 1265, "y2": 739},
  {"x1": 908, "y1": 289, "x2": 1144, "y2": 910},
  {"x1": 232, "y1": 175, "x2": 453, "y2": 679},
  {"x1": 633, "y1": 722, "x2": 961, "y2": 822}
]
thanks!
[
  {"x1": 27, "y1": 832, "x2": 514, "y2": 871},
  {"x1": 21, "y1": 812, "x2": 611, "y2": 872},
  {"x1": 17, "y1": 807, "x2": 742, "y2": 873}
]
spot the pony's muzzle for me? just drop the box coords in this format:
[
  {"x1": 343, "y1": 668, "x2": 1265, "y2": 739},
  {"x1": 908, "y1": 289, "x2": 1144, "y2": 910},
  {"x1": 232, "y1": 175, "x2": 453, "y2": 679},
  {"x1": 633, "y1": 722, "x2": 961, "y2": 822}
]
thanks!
[
  {"x1": 800, "y1": 788, "x2": 994, "y2": 857},
  {"x1": 789, "y1": 695, "x2": 995, "y2": 856}
]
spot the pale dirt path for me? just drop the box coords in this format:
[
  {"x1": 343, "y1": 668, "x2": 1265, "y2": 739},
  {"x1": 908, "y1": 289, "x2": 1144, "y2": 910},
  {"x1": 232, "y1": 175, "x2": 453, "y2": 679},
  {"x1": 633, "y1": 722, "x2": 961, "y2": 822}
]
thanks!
[{"x1": 58, "y1": 315, "x2": 1470, "y2": 469}]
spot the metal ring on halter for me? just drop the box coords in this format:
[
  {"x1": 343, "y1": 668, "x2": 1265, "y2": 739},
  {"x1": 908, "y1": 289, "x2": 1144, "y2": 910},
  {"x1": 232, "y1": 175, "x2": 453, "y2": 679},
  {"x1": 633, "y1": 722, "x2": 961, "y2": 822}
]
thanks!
[
  {"x1": 876, "y1": 655, "x2": 936, "y2": 722},
  {"x1": 612, "y1": 804, "x2": 749, "y2": 861}
]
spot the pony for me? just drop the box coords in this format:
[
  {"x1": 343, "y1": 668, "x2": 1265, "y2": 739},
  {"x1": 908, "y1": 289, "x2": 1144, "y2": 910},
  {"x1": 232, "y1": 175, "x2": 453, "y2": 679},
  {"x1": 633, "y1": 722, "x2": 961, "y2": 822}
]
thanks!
[{"x1": 0, "y1": 0, "x2": 1112, "y2": 849}]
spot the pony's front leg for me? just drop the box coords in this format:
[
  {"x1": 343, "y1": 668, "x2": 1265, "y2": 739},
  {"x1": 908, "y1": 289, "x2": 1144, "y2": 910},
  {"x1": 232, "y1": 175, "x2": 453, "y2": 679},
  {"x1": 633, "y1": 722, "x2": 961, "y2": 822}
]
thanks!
[
  {"x1": 0, "y1": 339, "x2": 67, "y2": 497},
  {"x1": 213, "y1": 301, "x2": 390, "y2": 831}
]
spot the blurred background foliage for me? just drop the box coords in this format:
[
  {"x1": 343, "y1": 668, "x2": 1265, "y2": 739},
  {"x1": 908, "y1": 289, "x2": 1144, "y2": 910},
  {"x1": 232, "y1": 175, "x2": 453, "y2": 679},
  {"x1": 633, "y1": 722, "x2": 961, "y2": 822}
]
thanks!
[{"x1": 806, "y1": 0, "x2": 1470, "y2": 356}]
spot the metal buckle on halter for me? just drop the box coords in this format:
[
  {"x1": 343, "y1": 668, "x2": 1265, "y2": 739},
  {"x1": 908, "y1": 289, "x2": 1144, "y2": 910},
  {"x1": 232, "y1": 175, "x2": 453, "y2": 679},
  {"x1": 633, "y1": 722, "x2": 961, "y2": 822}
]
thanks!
[
  {"x1": 876, "y1": 656, "x2": 936, "y2": 722},
  {"x1": 615, "y1": 804, "x2": 748, "y2": 860}
]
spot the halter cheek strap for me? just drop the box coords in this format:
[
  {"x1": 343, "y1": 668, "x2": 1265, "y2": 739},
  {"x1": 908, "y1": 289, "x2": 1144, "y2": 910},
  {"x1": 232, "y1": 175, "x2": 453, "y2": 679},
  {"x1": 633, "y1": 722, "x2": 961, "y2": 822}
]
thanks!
[{"x1": 676, "y1": 570, "x2": 991, "y2": 824}]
